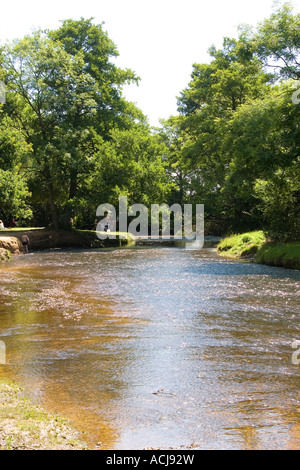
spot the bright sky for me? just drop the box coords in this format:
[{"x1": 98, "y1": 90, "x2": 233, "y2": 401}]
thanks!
[{"x1": 1, "y1": 0, "x2": 300, "y2": 126}]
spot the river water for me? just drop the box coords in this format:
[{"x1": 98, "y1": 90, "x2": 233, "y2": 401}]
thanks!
[{"x1": 0, "y1": 246, "x2": 299, "y2": 449}]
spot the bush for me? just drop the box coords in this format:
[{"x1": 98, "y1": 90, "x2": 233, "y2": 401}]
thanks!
[
  {"x1": 217, "y1": 230, "x2": 266, "y2": 258},
  {"x1": 0, "y1": 169, "x2": 32, "y2": 223},
  {"x1": 254, "y1": 162, "x2": 300, "y2": 242}
]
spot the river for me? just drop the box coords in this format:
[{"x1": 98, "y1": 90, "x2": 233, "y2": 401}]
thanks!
[{"x1": 0, "y1": 246, "x2": 299, "y2": 449}]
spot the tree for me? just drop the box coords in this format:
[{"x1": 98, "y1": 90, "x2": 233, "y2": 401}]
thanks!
[
  {"x1": 253, "y1": 2, "x2": 300, "y2": 80},
  {"x1": 0, "y1": 169, "x2": 32, "y2": 223},
  {"x1": 0, "y1": 108, "x2": 32, "y2": 223},
  {"x1": 48, "y1": 18, "x2": 142, "y2": 135},
  {"x1": 3, "y1": 22, "x2": 143, "y2": 229},
  {"x1": 4, "y1": 32, "x2": 93, "y2": 227},
  {"x1": 0, "y1": 113, "x2": 31, "y2": 170},
  {"x1": 162, "y1": 4, "x2": 300, "y2": 236},
  {"x1": 254, "y1": 160, "x2": 300, "y2": 241},
  {"x1": 223, "y1": 79, "x2": 300, "y2": 239},
  {"x1": 47, "y1": 18, "x2": 144, "y2": 219},
  {"x1": 163, "y1": 35, "x2": 270, "y2": 232},
  {"x1": 68, "y1": 126, "x2": 172, "y2": 228}
]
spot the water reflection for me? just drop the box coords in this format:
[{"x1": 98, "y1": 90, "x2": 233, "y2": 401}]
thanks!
[{"x1": 0, "y1": 247, "x2": 300, "y2": 449}]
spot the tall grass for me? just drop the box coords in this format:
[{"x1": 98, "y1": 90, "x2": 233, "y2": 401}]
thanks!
[
  {"x1": 255, "y1": 241, "x2": 300, "y2": 270},
  {"x1": 217, "y1": 231, "x2": 266, "y2": 258}
]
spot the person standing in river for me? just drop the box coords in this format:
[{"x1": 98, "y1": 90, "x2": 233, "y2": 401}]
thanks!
[{"x1": 21, "y1": 234, "x2": 30, "y2": 254}]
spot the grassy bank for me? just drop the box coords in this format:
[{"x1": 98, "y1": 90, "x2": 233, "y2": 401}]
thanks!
[
  {"x1": 217, "y1": 231, "x2": 266, "y2": 259},
  {"x1": 255, "y1": 241, "x2": 300, "y2": 270},
  {"x1": 76, "y1": 229, "x2": 136, "y2": 248},
  {"x1": 0, "y1": 378, "x2": 87, "y2": 450},
  {"x1": 217, "y1": 231, "x2": 300, "y2": 270}
]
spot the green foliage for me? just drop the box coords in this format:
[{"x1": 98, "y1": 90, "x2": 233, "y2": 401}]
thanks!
[
  {"x1": 255, "y1": 241, "x2": 300, "y2": 270},
  {"x1": 69, "y1": 127, "x2": 173, "y2": 227},
  {"x1": 0, "y1": 169, "x2": 32, "y2": 222},
  {"x1": 253, "y1": 2, "x2": 300, "y2": 80},
  {"x1": 3, "y1": 31, "x2": 100, "y2": 227},
  {"x1": 217, "y1": 231, "x2": 266, "y2": 258},
  {"x1": 254, "y1": 159, "x2": 300, "y2": 242},
  {"x1": 1, "y1": 20, "x2": 165, "y2": 229},
  {"x1": 0, "y1": 5, "x2": 299, "y2": 240},
  {"x1": 0, "y1": 115, "x2": 31, "y2": 170},
  {"x1": 164, "y1": 32, "x2": 271, "y2": 233},
  {"x1": 162, "y1": 3, "x2": 300, "y2": 239},
  {"x1": 93, "y1": 128, "x2": 172, "y2": 206},
  {"x1": 48, "y1": 18, "x2": 142, "y2": 134}
]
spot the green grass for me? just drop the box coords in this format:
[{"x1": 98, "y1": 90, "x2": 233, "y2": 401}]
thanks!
[
  {"x1": 76, "y1": 229, "x2": 136, "y2": 248},
  {"x1": 217, "y1": 231, "x2": 266, "y2": 259},
  {"x1": 77, "y1": 229, "x2": 135, "y2": 240},
  {"x1": 0, "y1": 227, "x2": 45, "y2": 232},
  {"x1": 217, "y1": 230, "x2": 300, "y2": 270},
  {"x1": 255, "y1": 241, "x2": 300, "y2": 270}
]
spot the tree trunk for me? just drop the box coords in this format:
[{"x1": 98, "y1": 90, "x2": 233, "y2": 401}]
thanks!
[
  {"x1": 69, "y1": 168, "x2": 78, "y2": 200},
  {"x1": 48, "y1": 182, "x2": 58, "y2": 230}
]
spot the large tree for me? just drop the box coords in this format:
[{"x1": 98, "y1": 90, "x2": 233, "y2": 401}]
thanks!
[
  {"x1": 223, "y1": 80, "x2": 300, "y2": 240},
  {"x1": 2, "y1": 21, "x2": 144, "y2": 229},
  {"x1": 48, "y1": 18, "x2": 142, "y2": 135},
  {"x1": 165, "y1": 35, "x2": 270, "y2": 232},
  {"x1": 253, "y1": 2, "x2": 300, "y2": 80},
  {"x1": 163, "y1": 3, "x2": 300, "y2": 236},
  {"x1": 0, "y1": 111, "x2": 32, "y2": 223}
]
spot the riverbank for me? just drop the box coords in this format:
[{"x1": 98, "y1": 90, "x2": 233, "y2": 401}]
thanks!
[
  {"x1": 0, "y1": 229, "x2": 222, "y2": 260},
  {"x1": 255, "y1": 240, "x2": 300, "y2": 270},
  {"x1": 217, "y1": 231, "x2": 300, "y2": 270},
  {"x1": 0, "y1": 378, "x2": 87, "y2": 450},
  {"x1": 0, "y1": 235, "x2": 21, "y2": 262},
  {"x1": 0, "y1": 248, "x2": 12, "y2": 261},
  {"x1": 217, "y1": 231, "x2": 266, "y2": 259},
  {"x1": 0, "y1": 228, "x2": 135, "y2": 256}
]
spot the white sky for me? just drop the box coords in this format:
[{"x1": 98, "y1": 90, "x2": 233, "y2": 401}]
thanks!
[{"x1": 1, "y1": 0, "x2": 300, "y2": 126}]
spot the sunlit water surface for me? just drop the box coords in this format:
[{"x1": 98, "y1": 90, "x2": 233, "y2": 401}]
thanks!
[{"x1": 0, "y1": 246, "x2": 299, "y2": 449}]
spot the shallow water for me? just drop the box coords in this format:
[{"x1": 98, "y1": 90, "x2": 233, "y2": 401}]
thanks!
[{"x1": 0, "y1": 246, "x2": 300, "y2": 449}]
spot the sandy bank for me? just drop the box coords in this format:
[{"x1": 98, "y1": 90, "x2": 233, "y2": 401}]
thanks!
[
  {"x1": 0, "y1": 236, "x2": 21, "y2": 254},
  {"x1": 0, "y1": 379, "x2": 87, "y2": 450}
]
